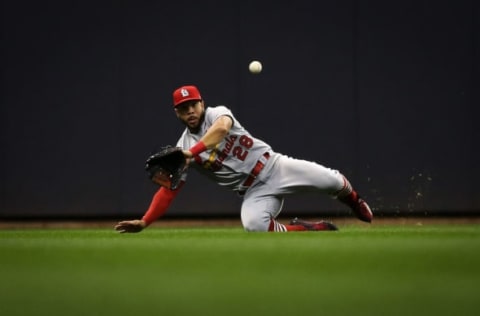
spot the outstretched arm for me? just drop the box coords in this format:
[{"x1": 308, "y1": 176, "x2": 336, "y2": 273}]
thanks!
[{"x1": 114, "y1": 182, "x2": 184, "y2": 233}]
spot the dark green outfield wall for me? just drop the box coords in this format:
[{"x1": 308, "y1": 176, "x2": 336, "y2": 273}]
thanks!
[{"x1": 1, "y1": 0, "x2": 479, "y2": 218}]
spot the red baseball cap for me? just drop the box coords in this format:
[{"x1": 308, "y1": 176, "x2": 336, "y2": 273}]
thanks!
[{"x1": 172, "y1": 85, "x2": 202, "y2": 107}]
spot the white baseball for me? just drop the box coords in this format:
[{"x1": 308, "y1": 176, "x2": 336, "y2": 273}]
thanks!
[{"x1": 249, "y1": 60, "x2": 262, "y2": 74}]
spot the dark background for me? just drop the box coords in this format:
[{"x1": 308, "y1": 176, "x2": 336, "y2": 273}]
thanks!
[{"x1": 1, "y1": 0, "x2": 479, "y2": 219}]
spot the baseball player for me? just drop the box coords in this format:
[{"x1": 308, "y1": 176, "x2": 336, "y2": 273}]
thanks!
[{"x1": 115, "y1": 85, "x2": 373, "y2": 233}]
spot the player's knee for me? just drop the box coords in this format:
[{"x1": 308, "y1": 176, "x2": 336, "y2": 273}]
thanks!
[{"x1": 241, "y1": 217, "x2": 269, "y2": 232}]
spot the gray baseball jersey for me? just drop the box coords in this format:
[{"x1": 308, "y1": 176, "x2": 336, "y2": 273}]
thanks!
[
  {"x1": 176, "y1": 105, "x2": 349, "y2": 231},
  {"x1": 176, "y1": 105, "x2": 276, "y2": 192}
]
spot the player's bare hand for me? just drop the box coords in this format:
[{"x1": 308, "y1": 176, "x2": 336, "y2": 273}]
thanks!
[
  {"x1": 183, "y1": 150, "x2": 193, "y2": 159},
  {"x1": 182, "y1": 150, "x2": 194, "y2": 166},
  {"x1": 114, "y1": 220, "x2": 146, "y2": 233}
]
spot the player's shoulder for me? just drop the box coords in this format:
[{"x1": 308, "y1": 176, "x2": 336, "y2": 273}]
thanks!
[
  {"x1": 206, "y1": 105, "x2": 232, "y2": 115},
  {"x1": 205, "y1": 105, "x2": 234, "y2": 121}
]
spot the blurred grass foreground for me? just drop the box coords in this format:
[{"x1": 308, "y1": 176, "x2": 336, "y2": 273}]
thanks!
[{"x1": 1, "y1": 224, "x2": 480, "y2": 316}]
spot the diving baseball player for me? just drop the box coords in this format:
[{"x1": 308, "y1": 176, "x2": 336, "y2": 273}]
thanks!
[{"x1": 115, "y1": 85, "x2": 373, "y2": 233}]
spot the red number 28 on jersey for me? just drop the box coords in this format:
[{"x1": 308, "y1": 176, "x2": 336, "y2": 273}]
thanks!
[{"x1": 232, "y1": 135, "x2": 253, "y2": 161}]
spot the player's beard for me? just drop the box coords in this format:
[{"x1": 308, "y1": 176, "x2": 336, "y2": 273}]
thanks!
[{"x1": 184, "y1": 110, "x2": 205, "y2": 134}]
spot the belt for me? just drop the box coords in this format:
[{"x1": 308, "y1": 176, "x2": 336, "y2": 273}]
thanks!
[{"x1": 242, "y1": 152, "x2": 270, "y2": 188}]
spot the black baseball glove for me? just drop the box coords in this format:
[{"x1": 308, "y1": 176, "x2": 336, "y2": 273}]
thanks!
[{"x1": 145, "y1": 146, "x2": 187, "y2": 190}]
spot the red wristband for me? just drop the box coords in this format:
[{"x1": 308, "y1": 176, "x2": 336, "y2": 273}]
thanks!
[{"x1": 189, "y1": 141, "x2": 207, "y2": 156}]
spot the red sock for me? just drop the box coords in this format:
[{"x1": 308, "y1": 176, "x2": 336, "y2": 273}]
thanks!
[
  {"x1": 284, "y1": 225, "x2": 308, "y2": 231},
  {"x1": 268, "y1": 220, "x2": 308, "y2": 232},
  {"x1": 339, "y1": 190, "x2": 359, "y2": 209}
]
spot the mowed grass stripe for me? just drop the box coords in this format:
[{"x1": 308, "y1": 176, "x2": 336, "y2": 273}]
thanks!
[{"x1": 1, "y1": 225, "x2": 479, "y2": 316}]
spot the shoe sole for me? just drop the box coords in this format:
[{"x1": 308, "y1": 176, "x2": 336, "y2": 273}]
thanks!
[{"x1": 290, "y1": 218, "x2": 339, "y2": 231}]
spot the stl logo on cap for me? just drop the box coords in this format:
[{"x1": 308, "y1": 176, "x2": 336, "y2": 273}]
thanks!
[
  {"x1": 180, "y1": 88, "x2": 190, "y2": 97},
  {"x1": 173, "y1": 85, "x2": 202, "y2": 107}
]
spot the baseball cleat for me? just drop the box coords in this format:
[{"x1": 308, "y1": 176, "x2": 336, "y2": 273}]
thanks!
[
  {"x1": 290, "y1": 218, "x2": 338, "y2": 231},
  {"x1": 352, "y1": 198, "x2": 373, "y2": 223}
]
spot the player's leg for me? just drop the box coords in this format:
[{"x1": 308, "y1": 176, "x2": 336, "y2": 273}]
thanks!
[
  {"x1": 240, "y1": 189, "x2": 337, "y2": 232},
  {"x1": 240, "y1": 192, "x2": 284, "y2": 232},
  {"x1": 334, "y1": 176, "x2": 373, "y2": 223},
  {"x1": 266, "y1": 155, "x2": 373, "y2": 222}
]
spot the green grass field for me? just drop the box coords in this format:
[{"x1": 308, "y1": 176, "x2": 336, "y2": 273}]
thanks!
[{"x1": 1, "y1": 223, "x2": 480, "y2": 316}]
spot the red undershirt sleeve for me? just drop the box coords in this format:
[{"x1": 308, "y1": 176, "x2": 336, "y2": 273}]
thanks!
[{"x1": 141, "y1": 182, "x2": 184, "y2": 225}]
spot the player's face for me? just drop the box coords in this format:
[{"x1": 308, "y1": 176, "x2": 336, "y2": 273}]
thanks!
[{"x1": 174, "y1": 100, "x2": 205, "y2": 131}]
